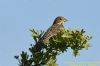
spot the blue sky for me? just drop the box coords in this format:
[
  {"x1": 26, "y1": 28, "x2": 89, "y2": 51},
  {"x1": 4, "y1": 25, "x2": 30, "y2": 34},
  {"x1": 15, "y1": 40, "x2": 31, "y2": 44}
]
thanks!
[{"x1": 0, "y1": 0, "x2": 100, "y2": 66}]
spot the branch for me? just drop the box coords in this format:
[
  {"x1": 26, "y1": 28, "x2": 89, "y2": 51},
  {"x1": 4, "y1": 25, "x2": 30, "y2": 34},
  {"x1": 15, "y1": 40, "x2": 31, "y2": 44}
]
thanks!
[{"x1": 15, "y1": 28, "x2": 92, "y2": 66}]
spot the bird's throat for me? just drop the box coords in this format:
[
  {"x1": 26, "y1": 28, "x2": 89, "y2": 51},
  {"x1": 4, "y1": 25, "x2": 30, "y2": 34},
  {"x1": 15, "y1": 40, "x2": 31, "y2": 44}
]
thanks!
[{"x1": 57, "y1": 21, "x2": 64, "y2": 25}]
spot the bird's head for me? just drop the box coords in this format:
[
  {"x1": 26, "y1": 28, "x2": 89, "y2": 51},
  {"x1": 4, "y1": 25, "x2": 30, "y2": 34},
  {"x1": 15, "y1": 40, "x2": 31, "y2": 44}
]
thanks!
[{"x1": 53, "y1": 16, "x2": 68, "y2": 25}]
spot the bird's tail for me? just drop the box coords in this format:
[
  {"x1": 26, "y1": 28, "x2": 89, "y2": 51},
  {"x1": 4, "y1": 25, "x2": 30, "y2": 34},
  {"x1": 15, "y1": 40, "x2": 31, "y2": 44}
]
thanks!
[{"x1": 33, "y1": 42, "x2": 46, "y2": 54}]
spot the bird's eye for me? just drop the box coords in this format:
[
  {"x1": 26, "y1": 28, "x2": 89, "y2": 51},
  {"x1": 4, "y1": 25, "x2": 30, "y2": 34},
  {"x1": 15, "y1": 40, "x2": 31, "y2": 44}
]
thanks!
[{"x1": 59, "y1": 18, "x2": 62, "y2": 20}]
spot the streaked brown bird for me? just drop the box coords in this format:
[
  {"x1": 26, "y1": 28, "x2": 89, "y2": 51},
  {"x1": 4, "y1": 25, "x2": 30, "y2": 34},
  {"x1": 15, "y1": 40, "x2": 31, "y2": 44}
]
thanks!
[
  {"x1": 34, "y1": 16, "x2": 68, "y2": 53},
  {"x1": 41, "y1": 16, "x2": 68, "y2": 44}
]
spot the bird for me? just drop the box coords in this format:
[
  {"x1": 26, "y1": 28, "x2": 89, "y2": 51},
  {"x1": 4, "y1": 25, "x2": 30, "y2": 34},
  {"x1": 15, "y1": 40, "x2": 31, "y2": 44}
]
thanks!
[
  {"x1": 34, "y1": 16, "x2": 68, "y2": 53},
  {"x1": 41, "y1": 16, "x2": 68, "y2": 44}
]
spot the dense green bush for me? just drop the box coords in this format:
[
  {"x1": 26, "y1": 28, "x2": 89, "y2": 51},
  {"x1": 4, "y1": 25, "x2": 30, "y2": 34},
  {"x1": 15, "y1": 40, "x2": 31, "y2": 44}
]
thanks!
[{"x1": 15, "y1": 28, "x2": 92, "y2": 66}]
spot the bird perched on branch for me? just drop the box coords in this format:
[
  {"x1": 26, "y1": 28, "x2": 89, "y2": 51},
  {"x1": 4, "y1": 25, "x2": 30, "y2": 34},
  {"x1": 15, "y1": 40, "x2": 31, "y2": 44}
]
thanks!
[
  {"x1": 41, "y1": 16, "x2": 68, "y2": 44},
  {"x1": 34, "y1": 16, "x2": 68, "y2": 53}
]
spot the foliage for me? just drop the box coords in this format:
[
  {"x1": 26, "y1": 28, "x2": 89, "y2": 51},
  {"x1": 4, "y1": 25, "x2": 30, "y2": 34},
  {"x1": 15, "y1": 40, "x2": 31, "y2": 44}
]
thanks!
[{"x1": 15, "y1": 28, "x2": 92, "y2": 66}]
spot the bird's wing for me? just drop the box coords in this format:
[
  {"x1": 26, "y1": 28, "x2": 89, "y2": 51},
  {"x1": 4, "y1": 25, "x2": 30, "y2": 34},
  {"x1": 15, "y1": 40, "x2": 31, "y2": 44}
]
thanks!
[{"x1": 41, "y1": 24, "x2": 65, "y2": 43}]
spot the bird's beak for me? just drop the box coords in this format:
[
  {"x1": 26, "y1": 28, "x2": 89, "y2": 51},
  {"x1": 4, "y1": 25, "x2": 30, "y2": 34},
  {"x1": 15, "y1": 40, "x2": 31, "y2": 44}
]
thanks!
[{"x1": 64, "y1": 18, "x2": 68, "y2": 22}]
